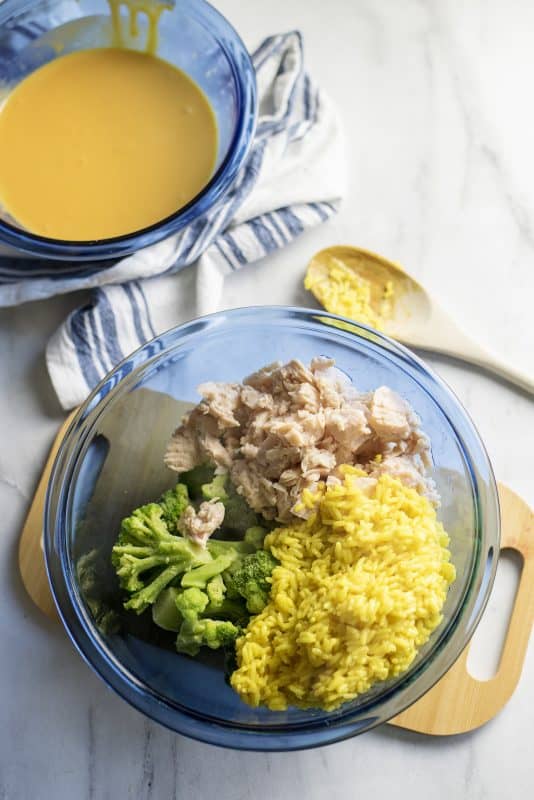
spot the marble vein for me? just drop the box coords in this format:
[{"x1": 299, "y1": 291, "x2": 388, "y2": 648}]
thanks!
[
  {"x1": 87, "y1": 705, "x2": 96, "y2": 800},
  {"x1": 0, "y1": 471, "x2": 29, "y2": 502},
  {"x1": 140, "y1": 721, "x2": 155, "y2": 800}
]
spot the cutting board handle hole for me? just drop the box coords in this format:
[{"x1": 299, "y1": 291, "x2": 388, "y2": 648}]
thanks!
[{"x1": 466, "y1": 548, "x2": 523, "y2": 681}]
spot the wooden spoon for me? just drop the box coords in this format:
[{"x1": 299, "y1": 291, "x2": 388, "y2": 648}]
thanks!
[{"x1": 306, "y1": 245, "x2": 534, "y2": 395}]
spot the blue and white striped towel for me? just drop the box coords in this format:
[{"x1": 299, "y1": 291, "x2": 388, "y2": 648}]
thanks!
[{"x1": 0, "y1": 28, "x2": 346, "y2": 409}]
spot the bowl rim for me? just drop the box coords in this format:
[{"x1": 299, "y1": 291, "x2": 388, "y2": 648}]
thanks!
[
  {"x1": 44, "y1": 306, "x2": 500, "y2": 750},
  {"x1": 0, "y1": 0, "x2": 258, "y2": 262}
]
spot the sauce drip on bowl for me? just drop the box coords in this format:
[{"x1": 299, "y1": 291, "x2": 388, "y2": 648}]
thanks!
[{"x1": 109, "y1": 0, "x2": 173, "y2": 55}]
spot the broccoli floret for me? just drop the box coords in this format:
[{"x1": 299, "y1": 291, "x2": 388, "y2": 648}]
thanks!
[
  {"x1": 86, "y1": 600, "x2": 121, "y2": 635},
  {"x1": 172, "y1": 584, "x2": 242, "y2": 656},
  {"x1": 181, "y1": 552, "x2": 237, "y2": 589},
  {"x1": 206, "y1": 574, "x2": 225, "y2": 606},
  {"x1": 203, "y1": 575, "x2": 249, "y2": 623},
  {"x1": 199, "y1": 471, "x2": 261, "y2": 533},
  {"x1": 201, "y1": 473, "x2": 229, "y2": 503},
  {"x1": 152, "y1": 581, "x2": 248, "y2": 635},
  {"x1": 207, "y1": 536, "x2": 268, "y2": 601},
  {"x1": 176, "y1": 617, "x2": 240, "y2": 657},
  {"x1": 180, "y1": 464, "x2": 216, "y2": 499},
  {"x1": 77, "y1": 549, "x2": 120, "y2": 634},
  {"x1": 207, "y1": 597, "x2": 249, "y2": 624},
  {"x1": 169, "y1": 584, "x2": 243, "y2": 656},
  {"x1": 221, "y1": 485, "x2": 262, "y2": 533},
  {"x1": 77, "y1": 549, "x2": 100, "y2": 597},
  {"x1": 159, "y1": 483, "x2": 189, "y2": 532},
  {"x1": 243, "y1": 526, "x2": 267, "y2": 551},
  {"x1": 175, "y1": 586, "x2": 209, "y2": 622},
  {"x1": 113, "y1": 473, "x2": 273, "y2": 648},
  {"x1": 183, "y1": 466, "x2": 262, "y2": 533},
  {"x1": 111, "y1": 503, "x2": 211, "y2": 614},
  {"x1": 223, "y1": 549, "x2": 278, "y2": 614}
]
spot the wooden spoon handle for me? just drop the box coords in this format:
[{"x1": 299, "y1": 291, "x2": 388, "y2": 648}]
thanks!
[
  {"x1": 408, "y1": 305, "x2": 534, "y2": 395},
  {"x1": 465, "y1": 352, "x2": 534, "y2": 395},
  {"x1": 427, "y1": 340, "x2": 534, "y2": 395}
]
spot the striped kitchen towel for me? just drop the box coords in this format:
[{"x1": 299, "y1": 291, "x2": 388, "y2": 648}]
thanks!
[{"x1": 1, "y1": 28, "x2": 346, "y2": 408}]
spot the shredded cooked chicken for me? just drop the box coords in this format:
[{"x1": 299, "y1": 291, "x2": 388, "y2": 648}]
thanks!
[
  {"x1": 177, "y1": 499, "x2": 225, "y2": 547},
  {"x1": 165, "y1": 358, "x2": 437, "y2": 522}
]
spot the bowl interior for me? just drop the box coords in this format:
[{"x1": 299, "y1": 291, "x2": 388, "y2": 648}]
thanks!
[
  {"x1": 0, "y1": 0, "x2": 249, "y2": 248},
  {"x1": 46, "y1": 308, "x2": 499, "y2": 747}
]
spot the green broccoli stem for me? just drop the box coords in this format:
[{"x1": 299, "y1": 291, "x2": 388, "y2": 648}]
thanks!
[
  {"x1": 181, "y1": 552, "x2": 237, "y2": 589},
  {"x1": 152, "y1": 587, "x2": 182, "y2": 631},
  {"x1": 205, "y1": 597, "x2": 248, "y2": 623},
  {"x1": 201, "y1": 473, "x2": 228, "y2": 503},
  {"x1": 112, "y1": 545, "x2": 154, "y2": 558},
  {"x1": 114, "y1": 540, "x2": 195, "y2": 557},
  {"x1": 207, "y1": 538, "x2": 255, "y2": 559},
  {"x1": 180, "y1": 464, "x2": 216, "y2": 499},
  {"x1": 116, "y1": 553, "x2": 184, "y2": 575},
  {"x1": 124, "y1": 563, "x2": 186, "y2": 613}
]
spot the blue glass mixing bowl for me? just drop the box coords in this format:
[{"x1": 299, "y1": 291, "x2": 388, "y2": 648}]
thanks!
[
  {"x1": 0, "y1": 0, "x2": 256, "y2": 263},
  {"x1": 44, "y1": 308, "x2": 500, "y2": 750}
]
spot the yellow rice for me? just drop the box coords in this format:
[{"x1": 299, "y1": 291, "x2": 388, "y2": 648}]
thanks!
[
  {"x1": 231, "y1": 466, "x2": 456, "y2": 711},
  {"x1": 304, "y1": 256, "x2": 394, "y2": 330}
]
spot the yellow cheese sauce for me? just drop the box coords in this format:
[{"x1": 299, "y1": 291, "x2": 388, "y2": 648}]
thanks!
[{"x1": 0, "y1": 44, "x2": 218, "y2": 240}]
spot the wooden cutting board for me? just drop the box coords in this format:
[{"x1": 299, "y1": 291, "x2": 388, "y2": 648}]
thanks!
[{"x1": 18, "y1": 399, "x2": 534, "y2": 736}]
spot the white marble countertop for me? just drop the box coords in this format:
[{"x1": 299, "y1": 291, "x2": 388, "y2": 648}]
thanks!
[{"x1": 1, "y1": 1, "x2": 533, "y2": 797}]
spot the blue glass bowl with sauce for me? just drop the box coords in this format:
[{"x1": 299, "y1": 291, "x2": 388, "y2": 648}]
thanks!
[
  {"x1": 0, "y1": 0, "x2": 256, "y2": 264},
  {"x1": 44, "y1": 307, "x2": 500, "y2": 750}
]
